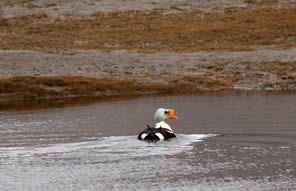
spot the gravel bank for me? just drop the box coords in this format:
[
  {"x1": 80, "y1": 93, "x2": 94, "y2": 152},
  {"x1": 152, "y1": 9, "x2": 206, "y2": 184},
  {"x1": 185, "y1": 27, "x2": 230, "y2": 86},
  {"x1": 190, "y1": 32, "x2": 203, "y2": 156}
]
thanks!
[{"x1": 1, "y1": 48, "x2": 296, "y2": 90}]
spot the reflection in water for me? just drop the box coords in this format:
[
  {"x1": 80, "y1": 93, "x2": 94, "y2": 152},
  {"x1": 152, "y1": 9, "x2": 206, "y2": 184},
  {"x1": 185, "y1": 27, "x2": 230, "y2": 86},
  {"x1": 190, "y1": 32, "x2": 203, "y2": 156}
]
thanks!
[{"x1": 0, "y1": 93, "x2": 296, "y2": 190}]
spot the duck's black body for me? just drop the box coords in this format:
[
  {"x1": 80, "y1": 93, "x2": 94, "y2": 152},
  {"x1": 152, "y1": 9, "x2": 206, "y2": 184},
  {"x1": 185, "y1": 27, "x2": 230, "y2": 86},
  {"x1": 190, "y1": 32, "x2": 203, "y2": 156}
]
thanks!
[{"x1": 138, "y1": 125, "x2": 176, "y2": 142}]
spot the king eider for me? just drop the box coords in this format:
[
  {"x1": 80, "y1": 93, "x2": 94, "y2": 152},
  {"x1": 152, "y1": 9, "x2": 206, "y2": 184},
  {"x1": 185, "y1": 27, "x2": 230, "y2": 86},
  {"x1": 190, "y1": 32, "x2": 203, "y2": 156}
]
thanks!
[{"x1": 138, "y1": 108, "x2": 178, "y2": 142}]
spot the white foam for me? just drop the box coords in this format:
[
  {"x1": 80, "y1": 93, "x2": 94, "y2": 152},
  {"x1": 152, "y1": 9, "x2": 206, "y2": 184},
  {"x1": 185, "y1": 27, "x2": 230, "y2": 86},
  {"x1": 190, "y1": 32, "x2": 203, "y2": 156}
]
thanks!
[{"x1": 0, "y1": 134, "x2": 218, "y2": 162}]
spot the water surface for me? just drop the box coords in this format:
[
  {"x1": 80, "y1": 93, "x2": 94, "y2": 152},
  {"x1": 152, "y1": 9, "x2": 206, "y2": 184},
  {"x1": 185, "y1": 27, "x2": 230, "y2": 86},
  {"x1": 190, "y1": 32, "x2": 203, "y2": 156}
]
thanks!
[{"x1": 0, "y1": 93, "x2": 296, "y2": 190}]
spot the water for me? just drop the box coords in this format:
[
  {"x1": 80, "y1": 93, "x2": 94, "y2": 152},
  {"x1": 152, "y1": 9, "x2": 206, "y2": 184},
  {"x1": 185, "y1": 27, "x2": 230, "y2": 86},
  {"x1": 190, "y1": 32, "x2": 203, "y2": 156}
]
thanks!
[{"x1": 0, "y1": 93, "x2": 296, "y2": 190}]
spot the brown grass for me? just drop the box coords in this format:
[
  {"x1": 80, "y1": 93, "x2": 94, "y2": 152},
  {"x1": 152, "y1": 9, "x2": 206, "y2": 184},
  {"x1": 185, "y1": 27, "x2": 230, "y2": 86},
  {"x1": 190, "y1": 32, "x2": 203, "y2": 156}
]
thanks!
[
  {"x1": 1, "y1": 7, "x2": 296, "y2": 52},
  {"x1": 244, "y1": 0, "x2": 278, "y2": 6},
  {"x1": 0, "y1": 75, "x2": 231, "y2": 102}
]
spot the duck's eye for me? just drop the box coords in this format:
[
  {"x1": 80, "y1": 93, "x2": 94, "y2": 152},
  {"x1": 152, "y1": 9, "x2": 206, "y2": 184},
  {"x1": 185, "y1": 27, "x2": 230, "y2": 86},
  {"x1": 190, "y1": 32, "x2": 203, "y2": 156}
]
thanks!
[{"x1": 164, "y1": 110, "x2": 169, "y2": 114}]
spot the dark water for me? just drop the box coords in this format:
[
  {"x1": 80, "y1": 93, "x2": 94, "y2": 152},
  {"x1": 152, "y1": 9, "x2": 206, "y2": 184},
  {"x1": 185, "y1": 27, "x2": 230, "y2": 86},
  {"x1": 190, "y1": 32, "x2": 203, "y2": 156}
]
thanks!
[{"x1": 0, "y1": 93, "x2": 296, "y2": 190}]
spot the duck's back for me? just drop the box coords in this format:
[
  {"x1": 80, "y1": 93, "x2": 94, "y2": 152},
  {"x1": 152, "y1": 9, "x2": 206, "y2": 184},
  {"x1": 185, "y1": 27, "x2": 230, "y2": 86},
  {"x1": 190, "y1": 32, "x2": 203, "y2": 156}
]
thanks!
[{"x1": 138, "y1": 126, "x2": 176, "y2": 141}]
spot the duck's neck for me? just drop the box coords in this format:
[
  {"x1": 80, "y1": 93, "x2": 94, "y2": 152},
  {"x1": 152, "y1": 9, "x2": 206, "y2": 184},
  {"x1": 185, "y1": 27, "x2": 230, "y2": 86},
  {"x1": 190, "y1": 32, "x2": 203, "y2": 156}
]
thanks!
[{"x1": 155, "y1": 121, "x2": 173, "y2": 132}]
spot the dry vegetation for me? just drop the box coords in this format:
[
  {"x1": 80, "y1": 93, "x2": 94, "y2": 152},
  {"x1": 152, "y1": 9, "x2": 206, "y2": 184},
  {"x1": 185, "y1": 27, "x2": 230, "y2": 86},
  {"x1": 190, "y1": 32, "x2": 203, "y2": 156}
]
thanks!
[
  {"x1": 1, "y1": 7, "x2": 296, "y2": 52},
  {"x1": 3, "y1": 60, "x2": 295, "y2": 103},
  {"x1": 0, "y1": 75, "x2": 231, "y2": 102},
  {"x1": 244, "y1": 0, "x2": 279, "y2": 6}
]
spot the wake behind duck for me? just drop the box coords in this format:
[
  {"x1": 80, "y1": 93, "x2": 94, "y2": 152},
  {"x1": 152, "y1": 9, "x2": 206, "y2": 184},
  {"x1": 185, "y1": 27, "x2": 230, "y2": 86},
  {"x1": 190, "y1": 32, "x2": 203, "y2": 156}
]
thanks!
[{"x1": 138, "y1": 108, "x2": 177, "y2": 142}]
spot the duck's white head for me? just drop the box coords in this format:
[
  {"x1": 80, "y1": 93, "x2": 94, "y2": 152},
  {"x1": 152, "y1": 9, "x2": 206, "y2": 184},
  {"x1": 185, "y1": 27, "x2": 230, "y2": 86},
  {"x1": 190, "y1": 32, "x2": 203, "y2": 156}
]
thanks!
[{"x1": 154, "y1": 108, "x2": 178, "y2": 122}]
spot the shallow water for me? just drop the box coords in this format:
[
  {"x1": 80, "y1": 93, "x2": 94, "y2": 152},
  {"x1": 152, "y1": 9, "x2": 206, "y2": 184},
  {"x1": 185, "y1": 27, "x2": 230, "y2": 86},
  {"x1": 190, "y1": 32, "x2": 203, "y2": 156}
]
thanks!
[{"x1": 0, "y1": 93, "x2": 296, "y2": 190}]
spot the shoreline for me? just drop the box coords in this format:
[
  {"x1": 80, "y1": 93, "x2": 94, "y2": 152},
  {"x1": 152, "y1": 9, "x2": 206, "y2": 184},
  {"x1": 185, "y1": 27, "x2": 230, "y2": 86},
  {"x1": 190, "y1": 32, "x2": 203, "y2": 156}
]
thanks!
[
  {"x1": 1, "y1": 87, "x2": 295, "y2": 111},
  {"x1": 1, "y1": 73, "x2": 296, "y2": 108},
  {"x1": 0, "y1": 75, "x2": 231, "y2": 103},
  {"x1": 1, "y1": 48, "x2": 296, "y2": 105},
  {"x1": 1, "y1": 1, "x2": 296, "y2": 106}
]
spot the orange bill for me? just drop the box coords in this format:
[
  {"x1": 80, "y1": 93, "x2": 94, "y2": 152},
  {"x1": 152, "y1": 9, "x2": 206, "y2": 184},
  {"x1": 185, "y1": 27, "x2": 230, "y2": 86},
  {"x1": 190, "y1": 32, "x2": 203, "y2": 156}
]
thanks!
[{"x1": 169, "y1": 109, "x2": 178, "y2": 119}]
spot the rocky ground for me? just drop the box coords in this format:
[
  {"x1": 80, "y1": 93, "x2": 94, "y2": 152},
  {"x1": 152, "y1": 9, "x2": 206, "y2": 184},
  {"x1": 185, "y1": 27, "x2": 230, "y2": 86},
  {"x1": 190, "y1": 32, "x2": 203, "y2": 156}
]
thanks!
[{"x1": 1, "y1": 0, "x2": 296, "y2": 103}]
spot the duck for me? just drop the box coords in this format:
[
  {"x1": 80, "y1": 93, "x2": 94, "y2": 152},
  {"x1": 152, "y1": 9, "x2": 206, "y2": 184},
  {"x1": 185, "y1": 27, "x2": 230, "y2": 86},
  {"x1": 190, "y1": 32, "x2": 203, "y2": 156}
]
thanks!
[{"x1": 138, "y1": 108, "x2": 178, "y2": 142}]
